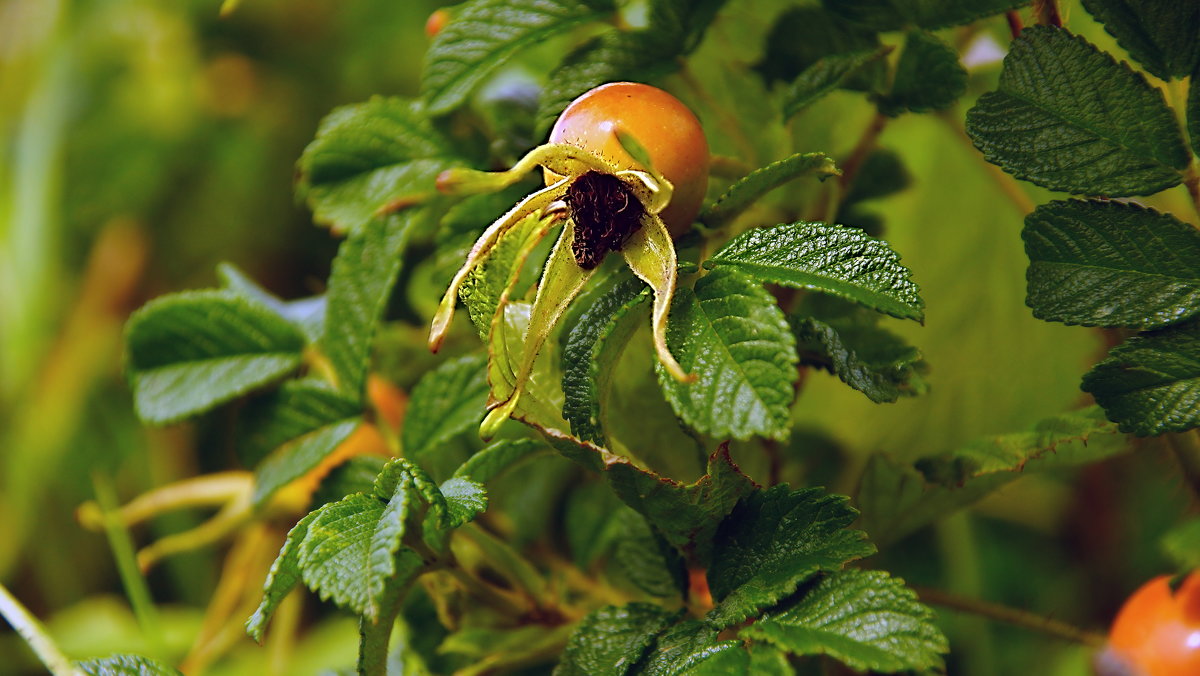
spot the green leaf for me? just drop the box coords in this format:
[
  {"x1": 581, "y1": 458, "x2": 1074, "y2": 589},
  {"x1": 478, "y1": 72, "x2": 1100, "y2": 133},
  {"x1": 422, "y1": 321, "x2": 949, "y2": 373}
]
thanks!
[
  {"x1": 321, "y1": 213, "x2": 414, "y2": 400},
  {"x1": 421, "y1": 0, "x2": 615, "y2": 115},
  {"x1": 1023, "y1": 199, "x2": 1200, "y2": 329},
  {"x1": 402, "y1": 354, "x2": 489, "y2": 459},
  {"x1": 706, "y1": 485, "x2": 875, "y2": 628},
  {"x1": 78, "y1": 655, "x2": 184, "y2": 676},
  {"x1": 647, "y1": 0, "x2": 729, "y2": 53},
  {"x1": 247, "y1": 508, "x2": 320, "y2": 641},
  {"x1": 243, "y1": 379, "x2": 363, "y2": 506},
  {"x1": 858, "y1": 407, "x2": 1128, "y2": 547},
  {"x1": 742, "y1": 569, "x2": 947, "y2": 673},
  {"x1": 1081, "y1": 0, "x2": 1200, "y2": 80},
  {"x1": 784, "y1": 49, "x2": 891, "y2": 120},
  {"x1": 635, "y1": 620, "x2": 744, "y2": 676},
  {"x1": 1162, "y1": 516, "x2": 1200, "y2": 569},
  {"x1": 707, "y1": 222, "x2": 924, "y2": 322},
  {"x1": 439, "y1": 477, "x2": 488, "y2": 528},
  {"x1": 822, "y1": 0, "x2": 1029, "y2": 31},
  {"x1": 613, "y1": 515, "x2": 687, "y2": 598},
  {"x1": 555, "y1": 604, "x2": 677, "y2": 676},
  {"x1": 792, "y1": 313, "x2": 927, "y2": 404},
  {"x1": 217, "y1": 262, "x2": 326, "y2": 343},
  {"x1": 298, "y1": 97, "x2": 459, "y2": 234},
  {"x1": 1082, "y1": 321, "x2": 1200, "y2": 435},
  {"x1": 756, "y1": 7, "x2": 884, "y2": 88},
  {"x1": 701, "y1": 155, "x2": 841, "y2": 228},
  {"x1": 878, "y1": 31, "x2": 966, "y2": 116},
  {"x1": 452, "y1": 438, "x2": 552, "y2": 483},
  {"x1": 535, "y1": 29, "x2": 679, "y2": 136},
  {"x1": 965, "y1": 26, "x2": 1188, "y2": 196},
  {"x1": 125, "y1": 290, "x2": 306, "y2": 424},
  {"x1": 565, "y1": 481, "x2": 627, "y2": 567},
  {"x1": 561, "y1": 274, "x2": 649, "y2": 445},
  {"x1": 606, "y1": 445, "x2": 755, "y2": 565},
  {"x1": 841, "y1": 149, "x2": 911, "y2": 207},
  {"x1": 658, "y1": 269, "x2": 798, "y2": 441},
  {"x1": 459, "y1": 211, "x2": 554, "y2": 339}
]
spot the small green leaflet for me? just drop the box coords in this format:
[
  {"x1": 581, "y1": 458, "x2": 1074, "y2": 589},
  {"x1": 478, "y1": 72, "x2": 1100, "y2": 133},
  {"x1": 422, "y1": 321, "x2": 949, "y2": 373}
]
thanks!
[
  {"x1": 657, "y1": 269, "x2": 799, "y2": 441},
  {"x1": 756, "y1": 7, "x2": 884, "y2": 88},
  {"x1": 877, "y1": 31, "x2": 966, "y2": 116},
  {"x1": 1081, "y1": 0, "x2": 1200, "y2": 81},
  {"x1": 613, "y1": 516, "x2": 687, "y2": 598},
  {"x1": 321, "y1": 213, "x2": 415, "y2": 401},
  {"x1": 240, "y1": 378, "x2": 362, "y2": 506},
  {"x1": 452, "y1": 438, "x2": 551, "y2": 484},
  {"x1": 706, "y1": 485, "x2": 875, "y2": 628},
  {"x1": 822, "y1": 0, "x2": 1028, "y2": 31},
  {"x1": 646, "y1": 0, "x2": 729, "y2": 54},
  {"x1": 742, "y1": 570, "x2": 947, "y2": 673},
  {"x1": 560, "y1": 274, "x2": 649, "y2": 445},
  {"x1": 78, "y1": 655, "x2": 183, "y2": 676},
  {"x1": 1023, "y1": 199, "x2": 1200, "y2": 329},
  {"x1": 858, "y1": 407, "x2": 1128, "y2": 547},
  {"x1": 402, "y1": 353, "x2": 489, "y2": 459},
  {"x1": 298, "y1": 97, "x2": 460, "y2": 234},
  {"x1": 783, "y1": 49, "x2": 891, "y2": 120},
  {"x1": 701, "y1": 155, "x2": 840, "y2": 228},
  {"x1": 1082, "y1": 321, "x2": 1200, "y2": 436},
  {"x1": 440, "y1": 477, "x2": 489, "y2": 528},
  {"x1": 125, "y1": 290, "x2": 306, "y2": 425},
  {"x1": 792, "y1": 314, "x2": 927, "y2": 404},
  {"x1": 966, "y1": 26, "x2": 1188, "y2": 197},
  {"x1": 555, "y1": 603, "x2": 677, "y2": 676},
  {"x1": 707, "y1": 222, "x2": 924, "y2": 322},
  {"x1": 421, "y1": 0, "x2": 616, "y2": 115},
  {"x1": 605, "y1": 445, "x2": 755, "y2": 566},
  {"x1": 634, "y1": 620, "x2": 744, "y2": 676}
]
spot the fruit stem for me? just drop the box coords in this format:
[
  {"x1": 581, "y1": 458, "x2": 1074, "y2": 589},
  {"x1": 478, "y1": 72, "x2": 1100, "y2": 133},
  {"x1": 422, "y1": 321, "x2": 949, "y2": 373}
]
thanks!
[{"x1": 914, "y1": 585, "x2": 1107, "y2": 648}]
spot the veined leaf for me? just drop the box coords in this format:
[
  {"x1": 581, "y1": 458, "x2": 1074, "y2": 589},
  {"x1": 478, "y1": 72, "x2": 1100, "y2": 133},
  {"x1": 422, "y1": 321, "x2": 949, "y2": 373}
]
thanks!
[
  {"x1": 1023, "y1": 199, "x2": 1200, "y2": 329},
  {"x1": 217, "y1": 262, "x2": 325, "y2": 343},
  {"x1": 421, "y1": 0, "x2": 615, "y2": 115},
  {"x1": 78, "y1": 655, "x2": 183, "y2": 676},
  {"x1": 1081, "y1": 0, "x2": 1200, "y2": 80},
  {"x1": 242, "y1": 379, "x2": 363, "y2": 506},
  {"x1": 647, "y1": 0, "x2": 729, "y2": 53},
  {"x1": 858, "y1": 407, "x2": 1128, "y2": 547},
  {"x1": 321, "y1": 213, "x2": 415, "y2": 400},
  {"x1": 556, "y1": 604, "x2": 677, "y2": 676},
  {"x1": 439, "y1": 477, "x2": 488, "y2": 528},
  {"x1": 452, "y1": 438, "x2": 551, "y2": 483},
  {"x1": 246, "y1": 509, "x2": 320, "y2": 641},
  {"x1": 402, "y1": 354, "x2": 489, "y2": 459},
  {"x1": 125, "y1": 290, "x2": 306, "y2": 424},
  {"x1": 707, "y1": 222, "x2": 924, "y2": 322},
  {"x1": 742, "y1": 570, "x2": 947, "y2": 673},
  {"x1": 822, "y1": 0, "x2": 1029, "y2": 31},
  {"x1": 298, "y1": 97, "x2": 459, "y2": 234},
  {"x1": 701, "y1": 155, "x2": 840, "y2": 228},
  {"x1": 613, "y1": 515, "x2": 687, "y2": 598},
  {"x1": 966, "y1": 26, "x2": 1188, "y2": 196},
  {"x1": 657, "y1": 268, "x2": 799, "y2": 441},
  {"x1": 792, "y1": 313, "x2": 927, "y2": 404},
  {"x1": 560, "y1": 274, "x2": 649, "y2": 445},
  {"x1": 1082, "y1": 321, "x2": 1200, "y2": 436},
  {"x1": 606, "y1": 445, "x2": 755, "y2": 566},
  {"x1": 784, "y1": 50, "x2": 891, "y2": 120},
  {"x1": 635, "y1": 620, "x2": 744, "y2": 676},
  {"x1": 878, "y1": 31, "x2": 966, "y2": 116},
  {"x1": 706, "y1": 485, "x2": 875, "y2": 628},
  {"x1": 756, "y1": 7, "x2": 884, "y2": 88}
]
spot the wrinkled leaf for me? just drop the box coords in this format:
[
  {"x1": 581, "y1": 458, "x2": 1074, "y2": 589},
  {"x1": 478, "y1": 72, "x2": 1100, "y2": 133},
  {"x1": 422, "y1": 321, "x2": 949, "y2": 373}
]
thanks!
[
  {"x1": 555, "y1": 603, "x2": 677, "y2": 676},
  {"x1": 701, "y1": 155, "x2": 840, "y2": 228},
  {"x1": 1081, "y1": 0, "x2": 1200, "y2": 80},
  {"x1": 403, "y1": 354, "x2": 489, "y2": 459},
  {"x1": 878, "y1": 31, "x2": 966, "y2": 116}
]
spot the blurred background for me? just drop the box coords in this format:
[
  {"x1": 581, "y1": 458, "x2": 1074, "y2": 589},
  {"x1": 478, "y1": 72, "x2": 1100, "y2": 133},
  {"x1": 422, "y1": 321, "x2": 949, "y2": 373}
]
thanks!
[{"x1": 0, "y1": 0, "x2": 1195, "y2": 674}]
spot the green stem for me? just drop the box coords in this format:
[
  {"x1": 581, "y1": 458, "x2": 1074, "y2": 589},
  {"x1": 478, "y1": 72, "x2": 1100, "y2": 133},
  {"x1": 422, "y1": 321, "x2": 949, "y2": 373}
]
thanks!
[
  {"x1": 91, "y1": 473, "x2": 164, "y2": 655},
  {"x1": 0, "y1": 582, "x2": 83, "y2": 676},
  {"x1": 936, "y1": 513, "x2": 995, "y2": 676},
  {"x1": 357, "y1": 578, "x2": 406, "y2": 676},
  {"x1": 915, "y1": 585, "x2": 1106, "y2": 647}
]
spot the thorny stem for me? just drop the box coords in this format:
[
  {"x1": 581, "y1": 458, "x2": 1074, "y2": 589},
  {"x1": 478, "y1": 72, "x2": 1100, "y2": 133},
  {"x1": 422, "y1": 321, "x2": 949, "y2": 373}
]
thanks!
[
  {"x1": 1033, "y1": 0, "x2": 1063, "y2": 27},
  {"x1": 915, "y1": 586, "x2": 1107, "y2": 648},
  {"x1": 0, "y1": 582, "x2": 84, "y2": 676}
]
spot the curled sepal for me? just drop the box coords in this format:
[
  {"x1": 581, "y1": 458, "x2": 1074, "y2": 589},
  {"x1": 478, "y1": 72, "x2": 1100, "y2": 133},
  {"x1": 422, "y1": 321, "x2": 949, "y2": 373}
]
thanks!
[
  {"x1": 622, "y1": 212, "x2": 693, "y2": 383},
  {"x1": 429, "y1": 183, "x2": 565, "y2": 351},
  {"x1": 615, "y1": 169, "x2": 673, "y2": 217},
  {"x1": 436, "y1": 143, "x2": 617, "y2": 196},
  {"x1": 482, "y1": 222, "x2": 596, "y2": 439}
]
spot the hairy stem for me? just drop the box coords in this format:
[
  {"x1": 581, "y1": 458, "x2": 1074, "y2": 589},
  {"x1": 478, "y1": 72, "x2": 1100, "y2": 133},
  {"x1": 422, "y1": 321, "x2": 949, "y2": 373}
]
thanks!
[
  {"x1": 0, "y1": 583, "x2": 84, "y2": 676},
  {"x1": 915, "y1": 585, "x2": 1107, "y2": 647}
]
